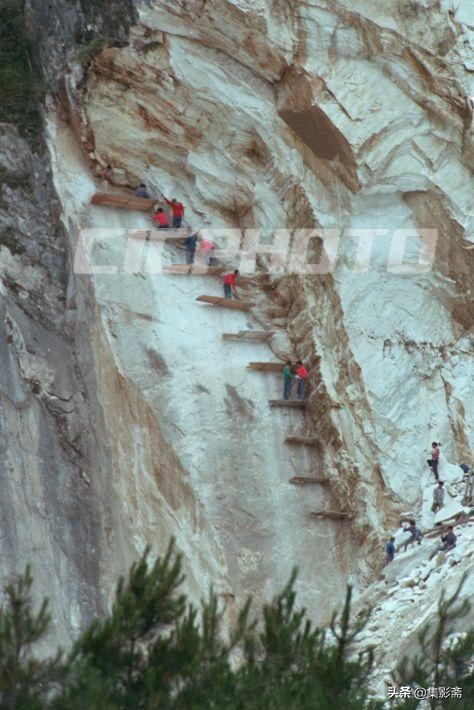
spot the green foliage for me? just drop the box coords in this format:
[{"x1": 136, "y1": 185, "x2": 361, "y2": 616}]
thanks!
[
  {"x1": 73, "y1": 0, "x2": 136, "y2": 65},
  {"x1": 0, "y1": 542, "x2": 472, "y2": 708},
  {"x1": 395, "y1": 573, "x2": 474, "y2": 709},
  {"x1": 0, "y1": 0, "x2": 44, "y2": 141},
  {"x1": 50, "y1": 546, "x2": 384, "y2": 709},
  {"x1": 0, "y1": 566, "x2": 59, "y2": 709},
  {"x1": 235, "y1": 576, "x2": 380, "y2": 710}
]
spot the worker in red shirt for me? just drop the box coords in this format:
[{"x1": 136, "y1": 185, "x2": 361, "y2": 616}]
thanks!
[
  {"x1": 427, "y1": 442, "x2": 441, "y2": 480},
  {"x1": 164, "y1": 197, "x2": 185, "y2": 228},
  {"x1": 295, "y1": 360, "x2": 308, "y2": 400},
  {"x1": 153, "y1": 207, "x2": 169, "y2": 229},
  {"x1": 223, "y1": 270, "x2": 239, "y2": 299}
]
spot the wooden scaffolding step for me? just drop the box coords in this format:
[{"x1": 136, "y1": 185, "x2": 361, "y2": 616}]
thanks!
[
  {"x1": 104, "y1": 227, "x2": 193, "y2": 244},
  {"x1": 289, "y1": 476, "x2": 327, "y2": 485},
  {"x1": 248, "y1": 362, "x2": 284, "y2": 371},
  {"x1": 162, "y1": 265, "x2": 226, "y2": 275},
  {"x1": 285, "y1": 436, "x2": 318, "y2": 446},
  {"x1": 309, "y1": 511, "x2": 351, "y2": 520},
  {"x1": 162, "y1": 264, "x2": 192, "y2": 274},
  {"x1": 269, "y1": 400, "x2": 306, "y2": 408},
  {"x1": 128, "y1": 230, "x2": 186, "y2": 242},
  {"x1": 195, "y1": 266, "x2": 226, "y2": 275},
  {"x1": 90, "y1": 192, "x2": 156, "y2": 212},
  {"x1": 222, "y1": 330, "x2": 274, "y2": 342},
  {"x1": 196, "y1": 295, "x2": 253, "y2": 311}
]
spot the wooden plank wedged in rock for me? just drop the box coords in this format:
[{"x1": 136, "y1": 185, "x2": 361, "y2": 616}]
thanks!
[
  {"x1": 162, "y1": 265, "x2": 192, "y2": 274},
  {"x1": 289, "y1": 476, "x2": 327, "y2": 485},
  {"x1": 422, "y1": 512, "x2": 474, "y2": 539},
  {"x1": 90, "y1": 192, "x2": 156, "y2": 212},
  {"x1": 129, "y1": 231, "x2": 189, "y2": 242},
  {"x1": 248, "y1": 362, "x2": 284, "y2": 371},
  {"x1": 195, "y1": 295, "x2": 253, "y2": 311},
  {"x1": 162, "y1": 265, "x2": 226, "y2": 275},
  {"x1": 309, "y1": 511, "x2": 350, "y2": 520},
  {"x1": 284, "y1": 436, "x2": 318, "y2": 445},
  {"x1": 222, "y1": 330, "x2": 274, "y2": 342},
  {"x1": 195, "y1": 266, "x2": 226, "y2": 275},
  {"x1": 269, "y1": 400, "x2": 306, "y2": 408}
]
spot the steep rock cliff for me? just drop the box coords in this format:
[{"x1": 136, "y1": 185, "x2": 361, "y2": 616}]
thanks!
[{"x1": 0, "y1": 0, "x2": 472, "y2": 654}]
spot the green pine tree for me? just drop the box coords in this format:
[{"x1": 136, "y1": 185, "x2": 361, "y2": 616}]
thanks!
[
  {"x1": 0, "y1": 540, "x2": 472, "y2": 708},
  {"x1": 0, "y1": 566, "x2": 59, "y2": 709},
  {"x1": 0, "y1": 0, "x2": 43, "y2": 141},
  {"x1": 395, "y1": 573, "x2": 474, "y2": 709}
]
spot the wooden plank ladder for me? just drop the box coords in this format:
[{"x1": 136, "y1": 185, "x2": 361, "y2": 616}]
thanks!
[
  {"x1": 269, "y1": 400, "x2": 306, "y2": 408},
  {"x1": 196, "y1": 296, "x2": 253, "y2": 311},
  {"x1": 223, "y1": 331, "x2": 274, "y2": 342},
  {"x1": 309, "y1": 511, "x2": 351, "y2": 520},
  {"x1": 285, "y1": 436, "x2": 318, "y2": 446},
  {"x1": 129, "y1": 231, "x2": 188, "y2": 242},
  {"x1": 289, "y1": 476, "x2": 327, "y2": 485},
  {"x1": 162, "y1": 265, "x2": 226, "y2": 275},
  {"x1": 90, "y1": 192, "x2": 156, "y2": 212},
  {"x1": 248, "y1": 362, "x2": 284, "y2": 371}
]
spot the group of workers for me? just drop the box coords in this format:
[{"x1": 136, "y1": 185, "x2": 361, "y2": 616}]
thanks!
[
  {"x1": 99, "y1": 166, "x2": 186, "y2": 229},
  {"x1": 184, "y1": 232, "x2": 214, "y2": 265},
  {"x1": 134, "y1": 184, "x2": 217, "y2": 264},
  {"x1": 283, "y1": 361, "x2": 309, "y2": 400},
  {"x1": 152, "y1": 198, "x2": 185, "y2": 229},
  {"x1": 220, "y1": 271, "x2": 311, "y2": 401},
  {"x1": 99, "y1": 164, "x2": 469, "y2": 578},
  {"x1": 385, "y1": 522, "x2": 457, "y2": 565},
  {"x1": 384, "y1": 454, "x2": 472, "y2": 567}
]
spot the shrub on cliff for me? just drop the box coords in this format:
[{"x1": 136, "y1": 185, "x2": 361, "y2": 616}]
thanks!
[
  {"x1": 0, "y1": 0, "x2": 43, "y2": 141},
  {"x1": 0, "y1": 542, "x2": 472, "y2": 708}
]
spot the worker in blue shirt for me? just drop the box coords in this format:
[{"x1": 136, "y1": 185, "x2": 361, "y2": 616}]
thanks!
[{"x1": 385, "y1": 537, "x2": 396, "y2": 565}]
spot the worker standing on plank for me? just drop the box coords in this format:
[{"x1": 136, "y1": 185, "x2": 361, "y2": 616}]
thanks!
[
  {"x1": 295, "y1": 360, "x2": 308, "y2": 400},
  {"x1": 427, "y1": 441, "x2": 440, "y2": 480},
  {"x1": 164, "y1": 197, "x2": 185, "y2": 228},
  {"x1": 431, "y1": 480, "x2": 445, "y2": 513},
  {"x1": 283, "y1": 361, "x2": 294, "y2": 400},
  {"x1": 153, "y1": 207, "x2": 169, "y2": 229},
  {"x1": 135, "y1": 183, "x2": 150, "y2": 198},
  {"x1": 223, "y1": 270, "x2": 239, "y2": 299},
  {"x1": 184, "y1": 233, "x2": 198, "y2": 265},
  {"x1": 101, "y1": 164, "x2": 113, "y2": 192},
  {"x1": 200, "y1": 236, "x2": 214, "y2": 266}
]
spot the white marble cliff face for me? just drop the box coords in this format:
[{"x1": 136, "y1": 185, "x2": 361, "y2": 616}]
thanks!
[{"x1": 40, "y1": 0, "x2": 473, "y2": 641}]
